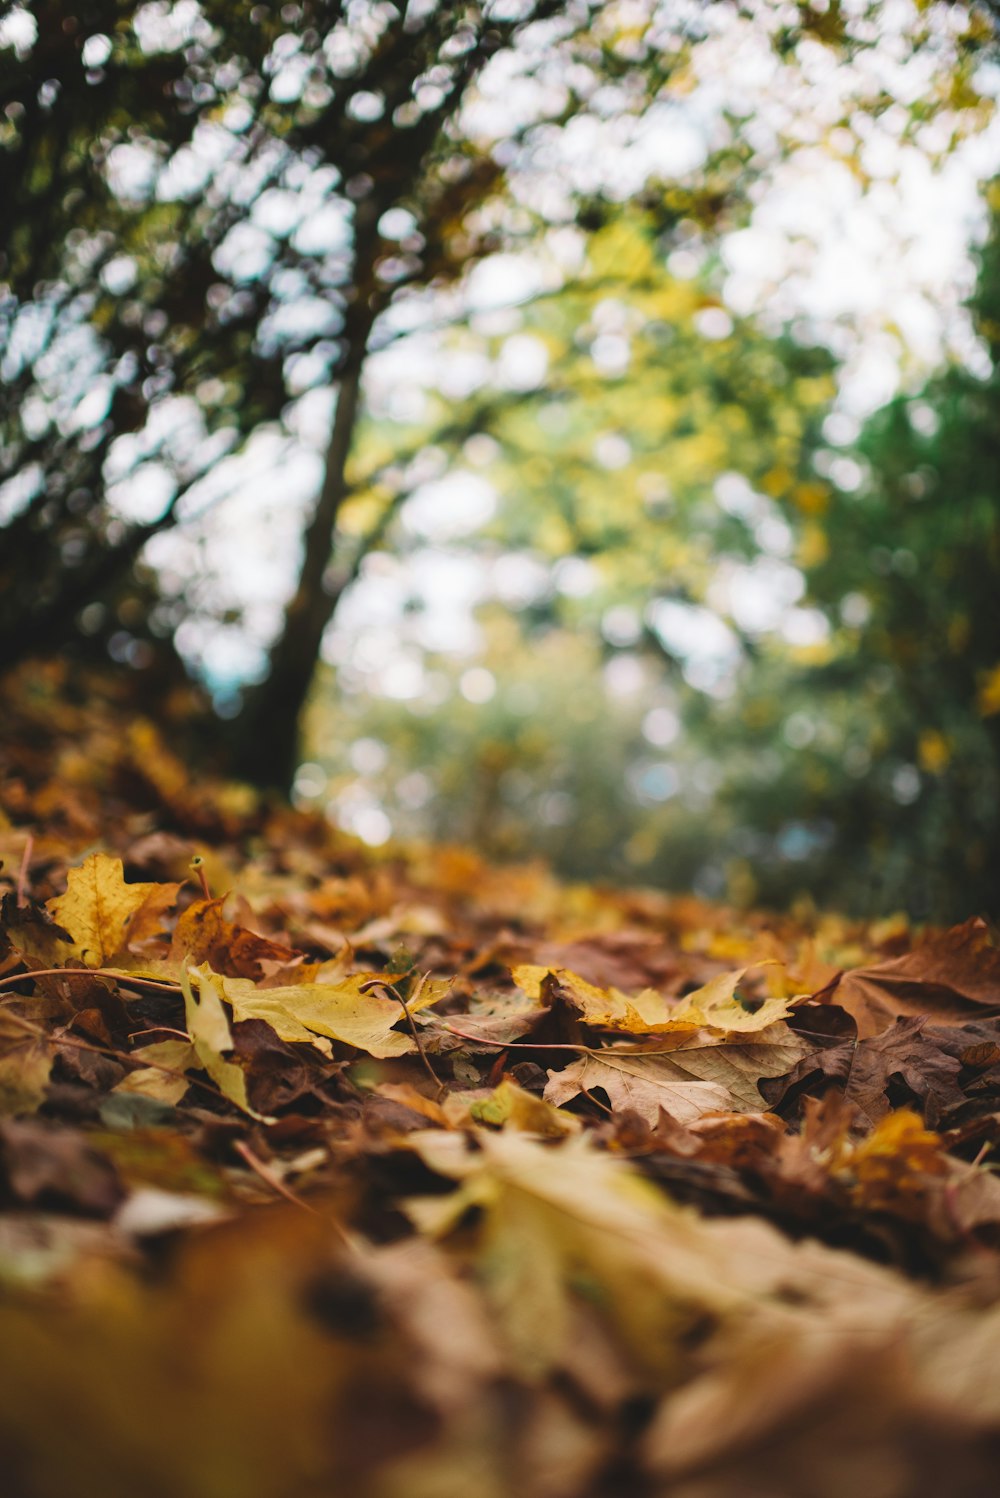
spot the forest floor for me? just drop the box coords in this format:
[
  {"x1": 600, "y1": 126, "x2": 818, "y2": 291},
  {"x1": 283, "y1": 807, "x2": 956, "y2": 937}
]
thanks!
[{"x1": 2, "y1": 661, "x2": 1000, "y2": 1498}]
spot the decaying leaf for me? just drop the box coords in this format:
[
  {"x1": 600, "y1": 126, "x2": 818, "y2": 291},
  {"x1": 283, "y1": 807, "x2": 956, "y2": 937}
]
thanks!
[{"x1": 545, "y1": 1025, "x2": 807, "y2": 1124}]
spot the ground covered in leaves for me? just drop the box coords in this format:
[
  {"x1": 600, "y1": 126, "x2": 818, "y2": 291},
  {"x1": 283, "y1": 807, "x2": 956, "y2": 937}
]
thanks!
[{"x1": 3, "y1": 665, "x2": 1000, "y2": 1498}]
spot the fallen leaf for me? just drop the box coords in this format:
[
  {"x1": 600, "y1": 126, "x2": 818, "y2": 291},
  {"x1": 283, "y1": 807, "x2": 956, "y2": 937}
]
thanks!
[
  {"x1": 763, "y1": 1017, "x2": 964, "y2": 1127},
  {"x1": 2, "y1": 897, "x2": 76, "y2": 970},
  {"x1": 404, "y1": 1128, "x2": 748, "y2": 1378},
  {"x1": 543, "y1": 1026, "x2": 804, "y2": 1125},
  {"x1": 207, "y1": 969, "x2": 448, "y2": 1060},
  {"x1": 544, "y1": 1051, "x2": 732, "y2": 1125},
  {"x1": 115, "y1": 1038, "x2": 197, "y2": 1106},
  {"x1": 0, "y1": 1013, "x2": 52, "y2": 1116},
  {"x1": 121, "y1": 880, "x2": 183, "y2": 951},
  {"x1": 664, "y1": 968, "x2": 801, "y2": 1033},
  {"x1": 46, "y1": 853, "x2": 166, "y2": 968},
  {"x1": 458, "y1": 1079, "x2": 581, "y2": 1136},
  {"x1": 832, "y1": 918, "x2": 1000, "y2": 1037},
  {"x1": 182, "y1": 970, "x2": 271, "y2": 1121},
  {"x1": 169, "y1": 897, "x2": 299, "y2": 980}
]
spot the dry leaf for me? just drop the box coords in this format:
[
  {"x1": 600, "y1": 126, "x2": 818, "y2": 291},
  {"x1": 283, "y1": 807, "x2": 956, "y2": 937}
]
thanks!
[
  {"x1": 544, "y1": 1026, "x2": 806, "y2": 1124},
  {"x1": 46, "y1": 853, "x2": 167, "y2": 969},
  {"x1": 182, "y1": 970, "x2": 272, "y2": 1121},
  {"x1": 0, "y1": 1014, "x2": 52, "y2": 1117},
  {"x1": 545, "y1": 1052, "x2": 732, "y2": 1125},
  {"x1": 115, "y1": 1039, "x2": 197, "y2": 1106},
  {"x1": 833, "y1": 918, "x2": 1000, "y2": 1037},
  {"x1": 208, "y1": 969, "x2": 448, "y2": 1060}
]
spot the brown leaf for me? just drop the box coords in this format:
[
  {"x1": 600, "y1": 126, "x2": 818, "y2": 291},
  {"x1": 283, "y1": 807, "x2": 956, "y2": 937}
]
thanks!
[
  {"x1": 832, "y1": 918, "x2": 1000, "y2": 1037},
  {"x1": 545, "y1": 1052, "x2": 731, "y2": 1124},
  {"x1": 169, "y1": 897, "x2": 298, "y2": 980},
  {"x1": 763, "y1": 1017, "x2": 964, "y2": 1127},
  {"x1": 545, "y1": 1025, "x2": 807, "y2": 1124}
]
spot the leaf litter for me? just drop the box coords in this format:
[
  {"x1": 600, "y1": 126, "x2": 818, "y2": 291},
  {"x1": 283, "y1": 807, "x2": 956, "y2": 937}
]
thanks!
[{"x1": 2, "y1": 678, "x2": 1000, "y2": 1495}]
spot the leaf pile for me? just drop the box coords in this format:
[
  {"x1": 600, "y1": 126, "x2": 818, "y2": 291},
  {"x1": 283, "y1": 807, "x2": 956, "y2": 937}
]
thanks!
[{"x1": 3, "y1": 673, "x2": 1000, "y2": 1498}]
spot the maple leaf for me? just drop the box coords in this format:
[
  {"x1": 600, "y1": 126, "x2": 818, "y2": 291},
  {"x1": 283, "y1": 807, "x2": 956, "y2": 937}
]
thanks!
[
  {"x1": 513, "y1": 963, "x2": 802, "y2": 1037},
  {"x1": 198, "y1": 968, "x2": 449, "y2": 1059},
  {"x1": 511, "y1": 958, "x2": 802, "y2": 1042},
  {"x1": 762, "y1": 1016, "x2": 964, "y2": 1127},
  {"x1": 544, "y1": 1025, "x2": 805, "y2": 1124},
  {"x1": 662, "y1": 969, "x2": 801, "y2": 1033},
  {"x1": 134, "y1": 970, "x2": 272, "y2": 1121},
  {"x1": 182, "y1": 969, "x2": 273, "y2": 1120},
  {"x1": 46, "y1": 853, "x2": 179, "y2": 969},
  {"x1": 512, "y1": 963, "x2": 674, "y2": 1030},
  {"x1": 831, "y1": 917, "x2": 1000, "y2": 1037}
]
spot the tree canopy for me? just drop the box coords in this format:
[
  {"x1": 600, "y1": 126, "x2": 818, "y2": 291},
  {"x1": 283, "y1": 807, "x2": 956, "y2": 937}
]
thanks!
[{"x1": 2, "y1": 0, "x2": 995, "y2": 790}]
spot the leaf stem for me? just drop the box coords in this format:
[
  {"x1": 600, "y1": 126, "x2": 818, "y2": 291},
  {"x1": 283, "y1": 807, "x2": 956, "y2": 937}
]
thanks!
[
  {"x1": 16, "y1": 835, "x2": 33, "y2": 909},
  {"x1": 233, "y1": 1139, "x2": 319, "y2": 1215},
  {"x1": 190, "y1": 856, "x2": 212, "y2": 901},
  {"x1": 0, "y1": 966, "x2": 183, "y2": 995},
  {"x1": 0, "y1": 1007, "x2": 224, "y2": 1104},
  {"x1": 360, "y1": 974, "x2": 446, "y2": 1095}
]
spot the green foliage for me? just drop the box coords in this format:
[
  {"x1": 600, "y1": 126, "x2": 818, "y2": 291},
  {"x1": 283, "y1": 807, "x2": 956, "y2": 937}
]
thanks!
[
  {"x1": 308, "y1": 190, "x2": 1000, "y2": 923},
  {"x1": 721, "y1": 189, "x2": 1000, "y2": 920}
]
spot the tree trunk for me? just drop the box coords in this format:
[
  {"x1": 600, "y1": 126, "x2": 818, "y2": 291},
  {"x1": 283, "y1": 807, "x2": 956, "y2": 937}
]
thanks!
[{"x1": 229, "y1": 353, "x2": 366, "y2": 790}]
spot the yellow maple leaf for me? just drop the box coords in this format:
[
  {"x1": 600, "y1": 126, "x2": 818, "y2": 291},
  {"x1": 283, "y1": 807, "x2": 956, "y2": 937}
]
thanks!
[
  {"x1": 46, "y1": 853, "x2": 173, "y2": 969},
  {"x1": 511, "y1": 964, "x2": 673, "y2": 1030},
  {"x1": 197, "y1": 967, "x2": 449, "y2": 1060},
  {"x1": 663, "y1": 968, "x2": 798, "y2": 1033},
  {"x1": 182, "y1": 970, "x2": 272, "y2": 1121}
]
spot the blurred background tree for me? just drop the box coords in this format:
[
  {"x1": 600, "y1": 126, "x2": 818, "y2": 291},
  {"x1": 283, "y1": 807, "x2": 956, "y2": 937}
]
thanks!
[
  {"x1": 708, "y1": 184, "x2": 1000, "y2": 921},
  {"x1": 2, "y1": 0, "x2": 999, "y2": 917},
  {"x1": 301, "y1": 184, "x2": 1000, "y2": 921}
]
